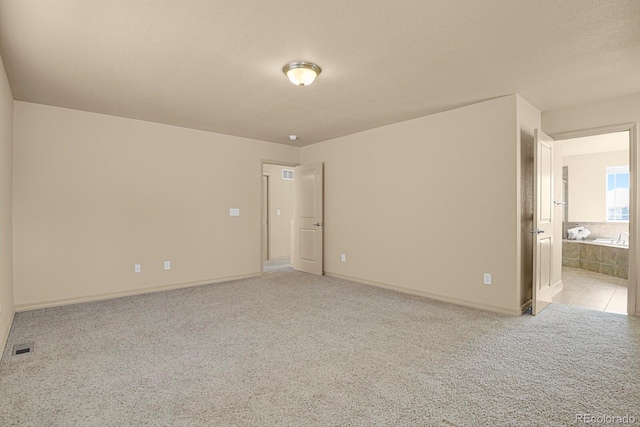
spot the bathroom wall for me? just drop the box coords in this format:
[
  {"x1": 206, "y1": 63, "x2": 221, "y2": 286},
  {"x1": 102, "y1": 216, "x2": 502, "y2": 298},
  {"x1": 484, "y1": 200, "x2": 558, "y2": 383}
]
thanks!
[
  {"x1": 563, "y1": 149, "x2": 629, "y2": 223},
  {"x1": 565, "y1": 222, "x2": 629, "y2": 240}
]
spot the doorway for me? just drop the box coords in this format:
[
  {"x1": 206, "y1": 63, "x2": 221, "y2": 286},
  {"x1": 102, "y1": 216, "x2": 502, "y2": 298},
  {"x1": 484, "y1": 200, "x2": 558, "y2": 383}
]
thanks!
[
  {"x1": 553, "y1": 123, "x2": 640, "y2": 314},
  {"x1": 552, "y1": 131, "x2": 630, "y2": 314},
  {"x1": 262, "y1": 163, "x2": 295, "y2": 272}
]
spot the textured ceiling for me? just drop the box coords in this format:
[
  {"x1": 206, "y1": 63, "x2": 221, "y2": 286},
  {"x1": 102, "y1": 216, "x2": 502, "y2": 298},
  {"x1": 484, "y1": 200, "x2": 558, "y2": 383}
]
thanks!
[{"x1": 0, "y1": 0, "x2": 639, "y2": 146}]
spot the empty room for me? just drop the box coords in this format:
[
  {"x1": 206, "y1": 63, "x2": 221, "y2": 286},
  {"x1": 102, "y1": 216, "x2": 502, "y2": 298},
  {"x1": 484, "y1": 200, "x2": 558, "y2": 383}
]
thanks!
[{"x1": 1, "y1": 1, "x2": 639, "y2": 426}]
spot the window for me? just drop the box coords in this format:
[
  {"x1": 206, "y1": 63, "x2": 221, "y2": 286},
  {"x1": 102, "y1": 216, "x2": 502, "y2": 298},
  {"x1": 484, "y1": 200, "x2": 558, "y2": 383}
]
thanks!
[
  {"x1": 282, "y1": 169, "x2": 293, "y2": 180},
  {"x1": 606, "y1": 166, "x2": 629, "y2": 221}
]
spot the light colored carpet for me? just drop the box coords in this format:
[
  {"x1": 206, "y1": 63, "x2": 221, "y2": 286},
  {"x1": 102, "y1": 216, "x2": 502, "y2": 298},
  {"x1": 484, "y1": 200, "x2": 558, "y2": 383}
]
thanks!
[{"x1": 1, "y1": 270, "x2": 639, "y2": 426}]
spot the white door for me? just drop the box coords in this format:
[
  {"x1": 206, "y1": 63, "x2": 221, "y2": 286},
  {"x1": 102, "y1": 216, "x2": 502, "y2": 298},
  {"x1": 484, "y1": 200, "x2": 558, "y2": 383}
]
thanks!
[
  {"x1": 292, "y1": 162, "x2": 323, "y2": 275},
  {"x1": 532, "y1": 129, "x2": 555, "y2": 315}
]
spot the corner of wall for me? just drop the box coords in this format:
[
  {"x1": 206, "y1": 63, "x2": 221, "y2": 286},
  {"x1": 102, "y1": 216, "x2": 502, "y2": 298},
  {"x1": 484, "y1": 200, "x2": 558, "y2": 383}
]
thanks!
[
  {"x1": 302, "y1": 95, "x2": 522, "y2": 314},
  {"x1": 0, "y1": 52, "x2": 15, "y2": 355},
  {"x1": 12, "y1": 102, "x2": 300, "y2": 309},
  {"x1": 515, "y1": 94, "x2": 542, "y2": 309}
]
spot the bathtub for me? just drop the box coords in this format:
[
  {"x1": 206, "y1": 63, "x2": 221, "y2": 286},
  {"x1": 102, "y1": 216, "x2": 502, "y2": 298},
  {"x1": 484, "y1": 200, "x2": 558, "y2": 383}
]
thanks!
[
  {"x1": 562, "y1": 239, "x2": 629, "y2": 279},
  {"x1": 585, "y1": 238, "x2": 628, "y2": 248}
]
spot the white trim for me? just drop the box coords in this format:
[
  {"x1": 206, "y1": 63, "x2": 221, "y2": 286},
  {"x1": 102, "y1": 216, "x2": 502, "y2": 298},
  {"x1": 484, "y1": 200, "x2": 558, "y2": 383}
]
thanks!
[
  {"x1": 326, "y1": 271, "x2": 523, "y2": 316},
  {"x1": 0, "y1": 309, "x2": 16, "y2": 355},
  {"x1": 261, "y1": 160, "x2": 299, "y2": 168},
  {"x1": 630, "y1": 124, "x2": 639, "y2": 316},
  {"x1": 14, "y1": 273, "x2": 261, "y2": 312},
  {"x1": 552, "y1": 123, "x2": 638, "y2": 316},
  {"x1": 551, "y1": 124, "x2": 634, "y2": 141},
  {"x1": 522, "y1": 280, "x2": 562, "y2": 316},
  {"x1": 260, "y1": 160, "x2": 300, "y2": 276}
]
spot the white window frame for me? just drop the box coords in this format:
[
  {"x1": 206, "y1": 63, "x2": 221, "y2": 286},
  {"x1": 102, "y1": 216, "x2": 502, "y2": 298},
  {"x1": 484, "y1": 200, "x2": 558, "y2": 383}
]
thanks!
[{"x1": 606, "y1": 165, "x2": 630, "y2": 222}]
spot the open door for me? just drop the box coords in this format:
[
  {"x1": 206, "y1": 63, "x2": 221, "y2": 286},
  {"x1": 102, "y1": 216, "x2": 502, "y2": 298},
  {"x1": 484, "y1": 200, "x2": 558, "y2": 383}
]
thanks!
[
  {"x1": 292, "y1": 162, "x2": 323, "y2": 275},
  {"x1": 532, "y1": 129, "x2": 555, "y2": 315}
]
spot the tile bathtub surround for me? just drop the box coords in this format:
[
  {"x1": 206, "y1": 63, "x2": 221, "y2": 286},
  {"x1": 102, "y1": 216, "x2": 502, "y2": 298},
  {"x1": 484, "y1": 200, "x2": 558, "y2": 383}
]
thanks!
[
  {"x1": 565, "y1": 222, "x2": 629, "y2": 240},
  {"x1": 562, "y1": 240, "x2": 628, "y2": 279}
]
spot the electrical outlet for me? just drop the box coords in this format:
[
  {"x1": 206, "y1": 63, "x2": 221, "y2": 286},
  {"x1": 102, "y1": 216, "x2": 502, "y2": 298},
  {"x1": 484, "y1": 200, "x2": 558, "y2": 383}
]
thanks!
[
  {"x1": 134, "y1": 264, "x2": 141, "y2": 273},
  {"x1": 483, "y1": 273, "x2": 492, "y2": 285},
  {"x1": 164, "y1": 260, "x2": 171, "y2": 270},
  {"x1": 341, "y1": 254, "x2": 346, "y2": 262}
]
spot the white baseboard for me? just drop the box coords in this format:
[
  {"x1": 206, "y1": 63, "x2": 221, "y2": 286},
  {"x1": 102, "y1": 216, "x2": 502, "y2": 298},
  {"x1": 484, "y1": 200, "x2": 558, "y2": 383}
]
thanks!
[
  {"x1": 325, "y1": 271, "x2": 522, "y2": 316},
  {"x1": 14, "y1": 273, "x2": 261, "y2": 312},
  {"x1": 551, "y1": 279, "x2": 563, "y2": 295},
  {"x1": 1, "y1": 307, "x2": 15, "y2": 354}
]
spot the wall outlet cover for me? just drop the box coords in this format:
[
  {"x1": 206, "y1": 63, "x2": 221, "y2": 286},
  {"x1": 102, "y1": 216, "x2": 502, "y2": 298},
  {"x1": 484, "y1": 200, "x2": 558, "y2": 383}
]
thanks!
[{"x1": 483, "y1": 273, "x2": 492, "y2": 285}]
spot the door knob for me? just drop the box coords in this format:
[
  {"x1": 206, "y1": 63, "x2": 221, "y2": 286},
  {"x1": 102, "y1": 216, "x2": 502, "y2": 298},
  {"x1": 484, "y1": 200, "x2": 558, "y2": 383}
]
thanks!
[
  {"x1": 554, "y1": 200, "x2": 567, "y2": 205},
  {"x1": 312, "y1": 222, "x2": 323, "y2": 227},
  {"x1": 530, "y1": 228, "x2": 545, "y2": 234}
]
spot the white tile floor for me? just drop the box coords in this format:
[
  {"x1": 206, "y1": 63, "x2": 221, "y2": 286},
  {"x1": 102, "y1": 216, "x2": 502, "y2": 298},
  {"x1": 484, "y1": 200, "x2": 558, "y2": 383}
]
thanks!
[{"x1": 554, "y1": 267, "x2": 628, "y2": 314}]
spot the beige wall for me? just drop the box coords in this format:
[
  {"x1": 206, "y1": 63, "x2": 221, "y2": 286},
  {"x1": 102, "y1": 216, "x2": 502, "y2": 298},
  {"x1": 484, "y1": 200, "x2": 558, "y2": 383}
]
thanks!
[
  {"x1": 10, "y1": 92, "x2": 637, "y2": 317},
  {"x1": 564, "y1": 150, "x2": 629, "y2": 222},
  {"x1": 263, "y1": 164, "x2": 294, "y2": 259},
  {"x1": 301, "y1": 95, "x2": 522, "y2": 314},
  {"x1": 0, "y1": 55, "x2": 14, "y2": 352},
  {"x1": 543, "y1": 92, "x2": 640, "y2": 315},
  {"x1": 13, "y1": 102, "x2": 299, "y2": 309}
]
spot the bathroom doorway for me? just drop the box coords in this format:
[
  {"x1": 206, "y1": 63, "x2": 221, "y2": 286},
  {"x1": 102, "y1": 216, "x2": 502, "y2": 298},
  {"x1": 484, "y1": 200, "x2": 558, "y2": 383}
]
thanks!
[
  {"x1": 262, "y1": 163, "x2": 295, "y2": 272},
  {"x1": 553, "y1": 130, "x2": 631, "y2": 314}
]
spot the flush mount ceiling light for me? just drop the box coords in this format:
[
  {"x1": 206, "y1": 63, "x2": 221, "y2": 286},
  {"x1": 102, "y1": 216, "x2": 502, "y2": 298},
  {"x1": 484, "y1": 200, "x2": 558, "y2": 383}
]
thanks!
[{"x1": 282, "y1": 61, "x2": 321, "y2": 87}]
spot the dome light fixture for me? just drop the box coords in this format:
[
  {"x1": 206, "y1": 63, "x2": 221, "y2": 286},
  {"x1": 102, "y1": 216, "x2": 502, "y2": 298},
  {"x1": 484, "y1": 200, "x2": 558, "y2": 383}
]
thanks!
[{"x1": 282, "y1": 61, "x2": 321, "y2": 87}]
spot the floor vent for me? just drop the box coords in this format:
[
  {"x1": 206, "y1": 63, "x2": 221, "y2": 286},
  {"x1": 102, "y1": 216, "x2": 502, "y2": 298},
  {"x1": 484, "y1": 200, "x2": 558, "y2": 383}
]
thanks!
[{"x1": 12, "y1": 342, "x2": 34, "y2": 356}]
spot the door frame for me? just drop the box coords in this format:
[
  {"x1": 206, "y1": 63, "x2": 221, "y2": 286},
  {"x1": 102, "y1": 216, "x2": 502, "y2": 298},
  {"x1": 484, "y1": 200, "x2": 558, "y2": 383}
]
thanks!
[
  {"x1": 259, "y1": 160, "x2": 299, "y2": 273},
  {"x1": 262, "y1": 174, "x2": 270, "y2": 262},
  {"x1": 551, "y1": 123, "x2": 638, "y2": 316}
]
